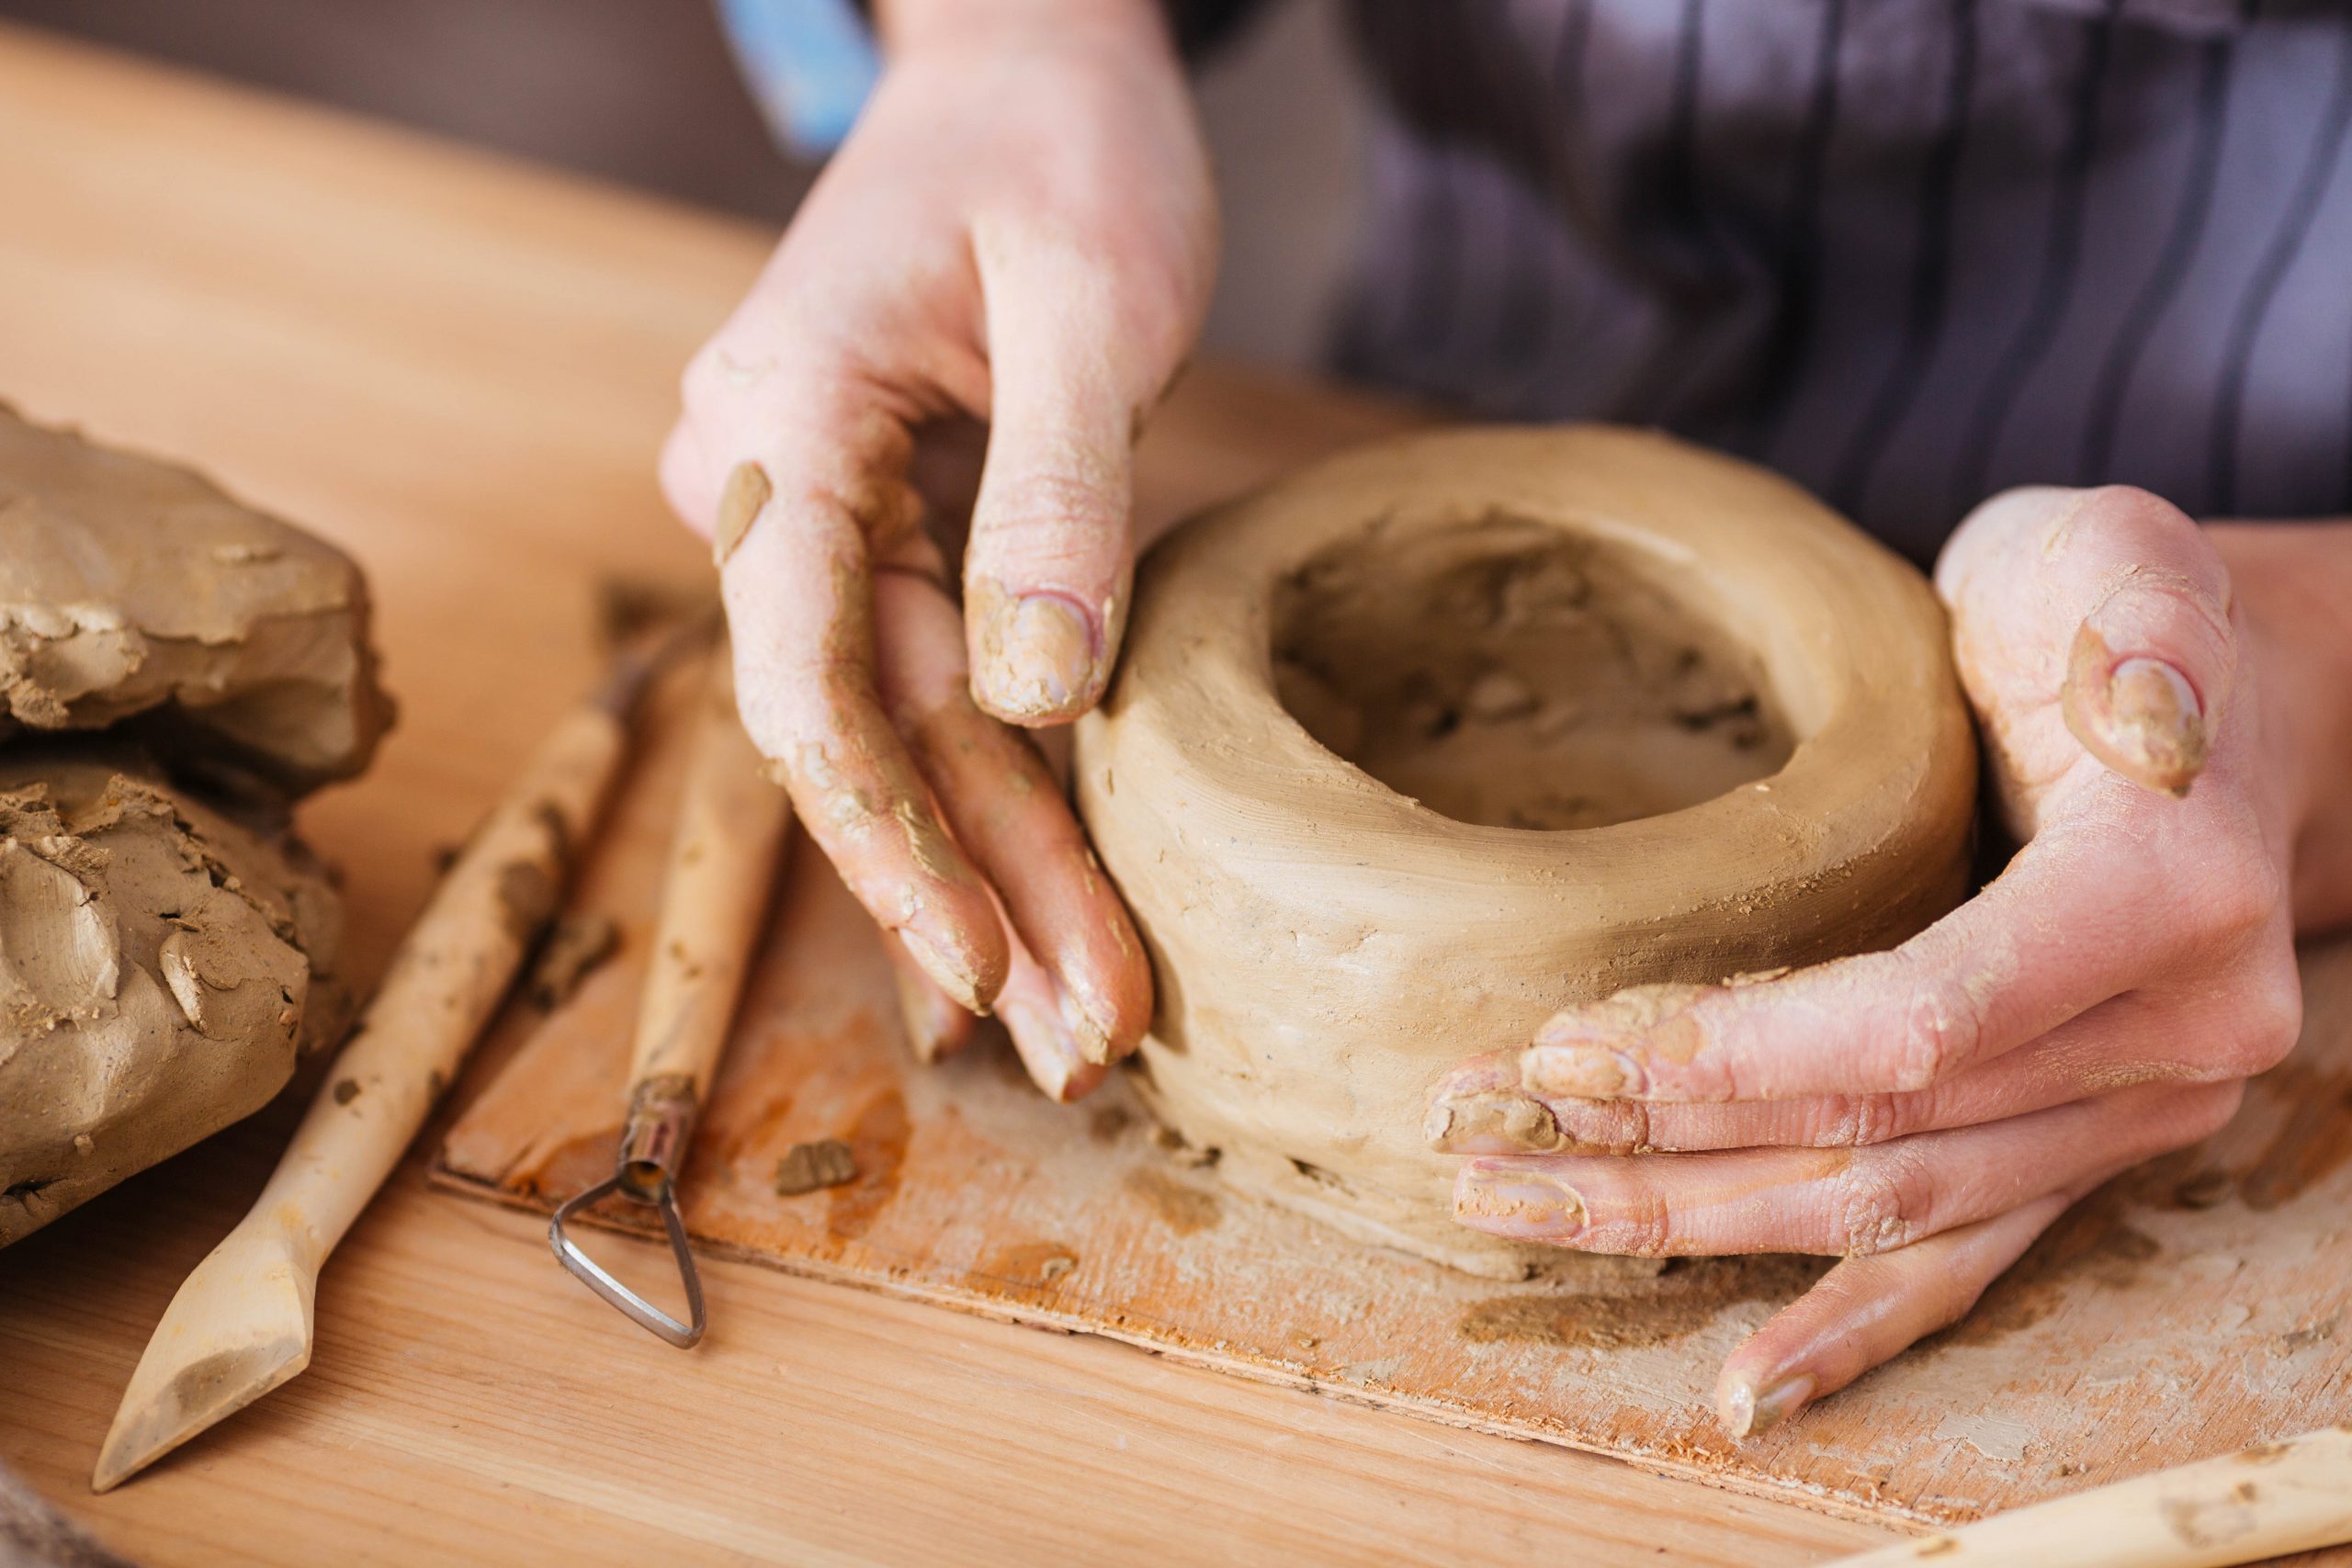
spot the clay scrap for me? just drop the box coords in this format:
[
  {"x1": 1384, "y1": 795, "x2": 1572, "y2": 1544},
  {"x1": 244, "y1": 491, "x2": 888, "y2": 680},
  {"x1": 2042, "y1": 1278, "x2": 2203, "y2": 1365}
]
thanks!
[{"x1": 0, "y1": 405, "x2": 390, "y2": 1244}]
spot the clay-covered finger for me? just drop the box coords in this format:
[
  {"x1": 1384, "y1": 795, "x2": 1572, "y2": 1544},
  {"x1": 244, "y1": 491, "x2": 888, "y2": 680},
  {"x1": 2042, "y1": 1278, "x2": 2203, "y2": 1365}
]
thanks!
[
  {"x1": 961, "y1": 231, "x2": 1189, "y2": 726},
  {"x1": 1451, "y1": 1081, "x2": 2237, "y2": 1258},
  {"x1": 1430, "y1": 989, "x2": 2235, "y2": 1156},
  {"x1": 1507, "y1": 821, "x2": 2176, "y2": 1105},
  {"x1": 718, "y1": 427, "x2": 1011, "y2": 1012},
  {"x1": 873, "y1": 569, "x2": 1151, "y2": 1063},
  {"x1": 881, "y1": 928, "x2": 978, "y2": 1064},
  {"x1": 1713, "y1": 1192, "x2": 2071, "y2": 1440},
  {"x1": 993, "y1": 933, "x2": 1109, "y2": 1104}
]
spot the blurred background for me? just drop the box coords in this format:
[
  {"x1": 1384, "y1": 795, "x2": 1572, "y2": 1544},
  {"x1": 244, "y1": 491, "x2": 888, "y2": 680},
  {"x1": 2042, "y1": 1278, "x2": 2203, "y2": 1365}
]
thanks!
[{"x1": 0, "y1": 0, "x2": 1367, "y2": 368}]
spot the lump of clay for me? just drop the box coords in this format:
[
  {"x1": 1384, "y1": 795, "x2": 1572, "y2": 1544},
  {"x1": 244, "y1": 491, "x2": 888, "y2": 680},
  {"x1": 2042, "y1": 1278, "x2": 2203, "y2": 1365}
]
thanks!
[
  {"x1": 0, "y1": 406, "x2": 388, "y2": 1244},
  {"x1": 0, "y1": 749, "x2": 347, "y2": 1243},
  {"x1": 0, "y1": 404, "x2": 391, "y2": 793},
  {"x1": 1074, "y1": 426, "x2": 1978, "y2": 1278}
]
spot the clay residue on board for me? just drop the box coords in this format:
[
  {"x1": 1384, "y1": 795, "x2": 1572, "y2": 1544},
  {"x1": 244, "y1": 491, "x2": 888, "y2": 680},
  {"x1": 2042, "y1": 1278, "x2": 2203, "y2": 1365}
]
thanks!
[
  {"x1": 824, "y1": 1088, "x2": 909, "y2": 1242},
  {"x1": 1272, "y1": 517, "x2": 1791, "y2": 830},
  {"x1": 1458, "y1": 1255, "x2": 1826, "y2": 1351},
  {"x1": 1124, "y1": 1165, "x2": 1222, "y2": 1235},
  {"x1": 980, "y1": 1240, "x2": 1080, "y2": 1292},
  {"x1": 1935, "y1": 1174, "x2": 2168, "y2": 1348},
  {"x1": 2235, "y1": 1061, "x2": 2352, "y2": 1211},
  {"x1": 775, "y1": 1138, "x2": 858, "y2": 1195}
]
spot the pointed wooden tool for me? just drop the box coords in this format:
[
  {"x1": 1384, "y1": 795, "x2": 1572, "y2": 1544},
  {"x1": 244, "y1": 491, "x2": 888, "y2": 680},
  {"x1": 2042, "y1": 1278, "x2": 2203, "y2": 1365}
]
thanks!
[
  {"x1": 91, "y1": 634, "x2": 684, "y2": 1492},
  {"x1": 550, "y1": 638, "x2": 794, "y2": 1347}
]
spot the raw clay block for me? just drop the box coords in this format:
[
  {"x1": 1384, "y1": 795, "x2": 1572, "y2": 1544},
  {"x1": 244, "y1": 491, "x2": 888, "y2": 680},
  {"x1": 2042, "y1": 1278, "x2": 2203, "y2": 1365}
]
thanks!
[{"x1": 0, "y1": 403, "x2": 391, "y2": 795}]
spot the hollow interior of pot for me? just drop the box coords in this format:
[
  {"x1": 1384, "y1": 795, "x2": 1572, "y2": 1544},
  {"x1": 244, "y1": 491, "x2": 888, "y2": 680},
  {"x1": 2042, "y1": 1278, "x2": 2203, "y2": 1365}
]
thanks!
[{"x1": 1270, "y1": 513, "x2": 1795, "y2": 830}]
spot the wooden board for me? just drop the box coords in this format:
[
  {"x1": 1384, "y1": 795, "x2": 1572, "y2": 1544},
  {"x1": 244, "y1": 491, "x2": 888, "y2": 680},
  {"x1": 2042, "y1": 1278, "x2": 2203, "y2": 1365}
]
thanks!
[
  {"x1": 437, "y1": 656, "x2": 2352, "y2": 1529},
  {"x1": 0, "y1": 25, "x2": 1919, "y2": 1565}
]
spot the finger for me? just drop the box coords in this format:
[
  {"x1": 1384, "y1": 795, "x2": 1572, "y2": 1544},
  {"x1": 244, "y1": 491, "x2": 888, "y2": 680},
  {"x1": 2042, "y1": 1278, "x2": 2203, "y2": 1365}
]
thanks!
[
  {"x1": 994, "y1": 931, "x2": 1110, "y2": 1104},
  {"x1": 1714, "y1": 1192, "x2": 2073, "y2": 1440},
  {"x1": 1450, "y1": 1081, "x2": 2237, "y2": 1257},
  {"x1": 1430, "y1": 987, "x2": 2251, "y2": 1156},
  {"x1": 1505, "y1": 822, "x2": 2170, "y2": 1104},
  {"x1": 1941, "y1": 486, "x2": 2237, "y2": 800},
  {"x1": 962, "y1": 236, "x2": 1165, "y2": 726},
  {"x1": 873, "y1": 570, "x2": 1152, "y2": 1063},
  {"x1": 717, "y1": 390, "x2": 1012, "y2": 1012},
  {"x1": 881, "y1": 928, "x2": 978, "y2": 1065}
]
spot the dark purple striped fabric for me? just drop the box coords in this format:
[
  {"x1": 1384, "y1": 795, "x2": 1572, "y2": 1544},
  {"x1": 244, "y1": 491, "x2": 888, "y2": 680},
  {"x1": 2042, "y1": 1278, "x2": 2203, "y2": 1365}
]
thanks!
[{"x1": 1322, "y1": 0, "x2": 2352, "y2": 558}]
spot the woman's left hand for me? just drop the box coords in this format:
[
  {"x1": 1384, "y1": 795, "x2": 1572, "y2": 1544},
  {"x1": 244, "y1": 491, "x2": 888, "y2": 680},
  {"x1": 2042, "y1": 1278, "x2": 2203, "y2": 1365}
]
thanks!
[{"x1": 1426, "y1": 485, "x2": 2347, "y2": 1439}]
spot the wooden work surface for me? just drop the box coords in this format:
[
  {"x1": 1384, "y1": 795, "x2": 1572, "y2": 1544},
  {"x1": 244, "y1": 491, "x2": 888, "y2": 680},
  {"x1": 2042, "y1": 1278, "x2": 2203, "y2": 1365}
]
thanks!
[
  {"x1": 433, "y1": 636, "x2": 2352, "y2": 1533},
  {"x1": 0, "y1": 24, "x2": 1902, "y2": 1567},
  {"x1": 0, "y1": 24, "x2": 2342, "y2": 1568}
]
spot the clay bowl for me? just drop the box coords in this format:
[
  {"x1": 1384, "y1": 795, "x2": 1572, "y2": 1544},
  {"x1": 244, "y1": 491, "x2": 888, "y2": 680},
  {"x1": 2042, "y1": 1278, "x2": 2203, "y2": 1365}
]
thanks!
[{"x1": 1072, "y1": 426, "x2": 1978, "y2": 1277}]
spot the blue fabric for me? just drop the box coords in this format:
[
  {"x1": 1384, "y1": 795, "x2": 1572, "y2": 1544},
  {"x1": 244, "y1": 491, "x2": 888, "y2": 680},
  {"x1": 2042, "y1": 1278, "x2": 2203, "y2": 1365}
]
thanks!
[{"x1": 716, "y1": 0, "x2": 880, "y2": 155}]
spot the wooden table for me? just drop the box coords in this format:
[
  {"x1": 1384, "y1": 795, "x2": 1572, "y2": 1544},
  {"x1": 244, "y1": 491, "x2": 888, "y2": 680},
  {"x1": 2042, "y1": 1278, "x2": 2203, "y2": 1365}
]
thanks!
[{"x1": 0, "y1": 22, "x2": 1936, "y2": 1565}]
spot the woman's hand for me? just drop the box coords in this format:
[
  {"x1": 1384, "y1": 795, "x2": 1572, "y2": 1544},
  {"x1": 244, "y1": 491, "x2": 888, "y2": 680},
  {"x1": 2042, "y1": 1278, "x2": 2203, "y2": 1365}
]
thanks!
[
  {"x1": 660, "y1": 0, "x2": 1216, "y2": 1098},
  {"x1": 1427, "y1": 487, "x2": 2352, "y2": 1438}
]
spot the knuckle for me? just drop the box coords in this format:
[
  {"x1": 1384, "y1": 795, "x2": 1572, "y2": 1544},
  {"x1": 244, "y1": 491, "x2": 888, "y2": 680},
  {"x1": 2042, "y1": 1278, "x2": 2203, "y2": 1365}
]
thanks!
[
  {"x1": 1847, "y1": 1091, "x2": 1920, "y2": 1147},
  {"x1": 1894, "y1": 975, "x2": 1984, "y2": 1091},
  {"x1": 1835, "y1": 1149, "x2": 1930, "y2": 1256},
  {"x1": 2203, "y1": 859, "x2": 2290, "y2": 947},
  {"x1": 976, "y1": 469, "x2": 1121, "y2": 558},
  {"x1": 1608, "y1": 1190, "x2": 1676, "y2": 1258},
  {"x1": 1555, "y1": 1099, "x2": 1652, "y2": 1155},
  {"x1": 2228, "y1": 962, "x2": 2305, "y2": 1076}
]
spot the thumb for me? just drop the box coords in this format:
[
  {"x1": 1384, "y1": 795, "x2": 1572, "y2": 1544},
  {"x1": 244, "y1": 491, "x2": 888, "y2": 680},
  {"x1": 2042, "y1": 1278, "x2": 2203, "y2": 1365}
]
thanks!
[
  {"x1": 1944, "y1": 485, "x2": 2238, "y2": 799},
  {"x1": 963, "y1": 237, "x2": 1177, "y2": 726},
  {"x1": 2052, "y1": 490, "x2": 2235, "y2": 797}
]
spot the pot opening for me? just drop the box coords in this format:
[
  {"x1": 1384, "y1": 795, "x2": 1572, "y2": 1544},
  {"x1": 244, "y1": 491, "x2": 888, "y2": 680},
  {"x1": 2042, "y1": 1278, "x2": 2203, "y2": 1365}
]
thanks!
[{"x1": 1271, "y1": 513, "x2": 1793, "y2": 830}]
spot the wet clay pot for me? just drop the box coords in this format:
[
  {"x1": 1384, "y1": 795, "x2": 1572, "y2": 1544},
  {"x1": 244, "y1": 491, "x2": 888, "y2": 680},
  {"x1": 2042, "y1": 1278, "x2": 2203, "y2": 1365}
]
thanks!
[{"x1": 1072, "y1": 426, "x2": 1978, "y2": 1277}]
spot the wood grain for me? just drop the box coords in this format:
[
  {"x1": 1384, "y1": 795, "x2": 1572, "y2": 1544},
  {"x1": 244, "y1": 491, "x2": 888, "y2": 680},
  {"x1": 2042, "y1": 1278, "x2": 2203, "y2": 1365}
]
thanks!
[{"x1": 0, "y1": 23, "x2": 1907, "y2": 1566}]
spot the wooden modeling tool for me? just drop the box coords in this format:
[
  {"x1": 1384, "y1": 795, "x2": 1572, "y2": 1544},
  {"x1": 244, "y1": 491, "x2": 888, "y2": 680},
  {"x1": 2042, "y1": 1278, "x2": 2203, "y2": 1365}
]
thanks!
[
  {"x1": 550, "y1": 640, "x2": 792, "y2": 1348},
  {"x1": 1831, "y1": 1425, "x2": 2352, "y2": 1567},
  {"x1": 91, "y1": 629, "x2": 690, "y2": 1493}
]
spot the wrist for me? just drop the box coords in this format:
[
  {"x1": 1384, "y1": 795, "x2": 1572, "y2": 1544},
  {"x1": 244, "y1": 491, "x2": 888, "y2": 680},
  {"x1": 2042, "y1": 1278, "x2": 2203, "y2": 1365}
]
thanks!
[
  {"x1": 873, "y1": 0, "x2": 1172, "y2": 62},
  {"x1": 2210, "y1": 521, "x2": 2352, "y2": 931}
]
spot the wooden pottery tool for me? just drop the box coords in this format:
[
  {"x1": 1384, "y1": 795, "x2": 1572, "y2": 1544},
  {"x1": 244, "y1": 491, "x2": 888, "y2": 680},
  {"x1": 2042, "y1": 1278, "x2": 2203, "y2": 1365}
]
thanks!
[
  {"x1": 1832, "y1": 1426, "x2": 2352, "y2": 1567},
  {"x1": 90, "y1": 630, "x2": 688, "y2": 1493},
  {"x1": 550, "y1": 640, "x2": 793, "y2": 1348}
]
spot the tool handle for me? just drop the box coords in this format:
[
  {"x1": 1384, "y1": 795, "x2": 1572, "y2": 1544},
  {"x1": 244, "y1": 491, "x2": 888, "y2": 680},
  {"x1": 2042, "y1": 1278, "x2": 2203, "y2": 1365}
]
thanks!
[
  {"x1": 617, "y1": 645, "x2": 793, "y2": 1183},
  {"x1": 261, "y1": 701, "x2": 629, "y2": 1267},
  {"x1": 1831, "y1": 1426, "x2": 2352, "y2": 1568}
]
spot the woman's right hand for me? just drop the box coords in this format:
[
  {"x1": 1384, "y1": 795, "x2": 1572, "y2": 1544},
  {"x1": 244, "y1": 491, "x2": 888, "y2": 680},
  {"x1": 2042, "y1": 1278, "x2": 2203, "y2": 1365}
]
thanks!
[{"x1": 660, "y1": 0, "x2": 1216, "y2": 1099}]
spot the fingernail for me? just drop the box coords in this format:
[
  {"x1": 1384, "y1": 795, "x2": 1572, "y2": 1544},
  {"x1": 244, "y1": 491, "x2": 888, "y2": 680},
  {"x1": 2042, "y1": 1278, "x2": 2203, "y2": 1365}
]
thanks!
[
  {"x1": 1453, "y1": 1166, "x2": 1586, "y2": 1240},
  {"x1": 977, "y1": 590, "x2": 1101, "y2": 722},
  {"x1": 1000, "y1": 985, "x2": 1102, "y2": 1102},
  {"x1": 896, "y1": 927, "x2": 986, "y2": 1015},
  {"x1": 1057, "y1": 981, "x2": 1119, "y2": 1066},
  {"x1": 1520, "y1": 1043, "x2": 1647, "y2": 1100},
  {"x1": 1424, "y1": 1090, "x2": 1564, "y2": 1153},
  {"x1": 2064, "y1": 625, "x2": 2209, "y2": 796},
  {"x1": 712, "y1": 460, "x2": 772, "y2": 567},
  {"x1": 1718, "y1": 1372, "x2": 1816, "y2": 1441}
]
